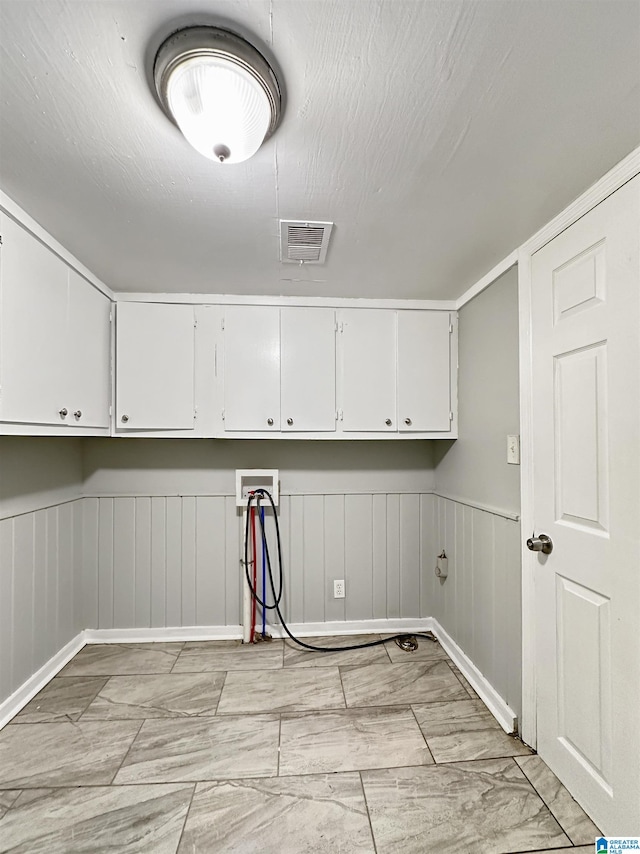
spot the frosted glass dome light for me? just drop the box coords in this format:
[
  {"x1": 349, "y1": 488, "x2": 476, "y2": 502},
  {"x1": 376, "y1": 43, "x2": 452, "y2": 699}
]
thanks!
[{"x1": 154, "y1": 27, "x2": 282, "y2": 164}]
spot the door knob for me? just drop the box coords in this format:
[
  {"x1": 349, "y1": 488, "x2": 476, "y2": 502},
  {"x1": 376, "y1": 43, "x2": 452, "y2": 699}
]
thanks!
[
  {"x1": 526, "y1": 534, "x2": 553, "y2": 555},
  {"x1": 59, "y1": 408, "x2": 68, "y2": 418},
  {"x1": 287, "y1": 417, "x2": 293, "y2": 426},
  {"x1": 267, "y1": 418, "x2": 274, "y2": 426},
  {"x1": 385, "y1": 419, "x2": 392, "y2": 426}
]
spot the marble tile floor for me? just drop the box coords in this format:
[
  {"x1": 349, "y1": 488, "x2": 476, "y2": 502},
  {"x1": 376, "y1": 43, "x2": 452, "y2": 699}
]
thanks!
[{"x1": 0, "y1": 635, "x2": 600, "y2": 853}]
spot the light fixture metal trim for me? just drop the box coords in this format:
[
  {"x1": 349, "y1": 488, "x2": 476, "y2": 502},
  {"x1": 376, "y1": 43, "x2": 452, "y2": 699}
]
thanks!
[{"x1": 154, "y1": 26, "x2": 282, "y2": 161}]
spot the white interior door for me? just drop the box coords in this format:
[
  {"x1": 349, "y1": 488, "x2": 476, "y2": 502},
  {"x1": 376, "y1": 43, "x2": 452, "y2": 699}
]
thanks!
[
  {"x1": 116, "y1": 302, "x2": 195, "y2": 430},
  {"x1": 281, "y1": 307, "x2": 336, "y2": 432},
  {"x1": 223, "y1": 305, "x2": 280, "y2": 432},
  {"x1": 397, "y1": 310, "x2": 451, "y2": 432},
  {"x1": 530, "y1": 176, "x2": 640, "y2": 832},
  {"x1": 339, "y1": 309, "x2": 397, "y2": 431}
]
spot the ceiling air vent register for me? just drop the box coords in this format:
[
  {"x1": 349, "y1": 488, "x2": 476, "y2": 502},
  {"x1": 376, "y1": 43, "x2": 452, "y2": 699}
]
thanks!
[{"x1": 280, "y1": 220, "x2": 334, "y2": 264}]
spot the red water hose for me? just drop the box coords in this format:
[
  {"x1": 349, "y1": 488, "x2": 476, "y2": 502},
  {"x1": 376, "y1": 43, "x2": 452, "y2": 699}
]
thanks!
[{"x1": 250, "y1": 502, "x2": 257, "y2": 643}]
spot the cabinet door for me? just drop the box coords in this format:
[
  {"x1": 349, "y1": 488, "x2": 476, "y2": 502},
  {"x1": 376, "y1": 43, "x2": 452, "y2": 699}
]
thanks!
[
  {"x1": 116, "y1": 302, "x2": 195, "y2": 430},
  {"x1": 223, "y1": 306, "x2": 280, "y2": 431},
  {"x1": 0, "y1": 213, "x2": 69, "y2": 424},
  {"x1": 281, "y1": 307, "x2": 336, "y2": 432},
  {"x1": 340, "y1": 309, "x2": 397, "y2": 431},
  {"x1": 397, "y1": 311, "x2": 451, "y2": 432},
  {"x1": 67, "y1": 270, "x2": 111, "y2": 428}
]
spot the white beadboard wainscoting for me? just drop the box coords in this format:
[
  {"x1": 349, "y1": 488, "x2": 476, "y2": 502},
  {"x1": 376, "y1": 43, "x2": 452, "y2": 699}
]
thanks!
[
  {"x1": 80, "y1": 492, "x2": 433, "y2": 630},
  {"x1": 429, "y1": 494, "x2": 522, "y2": 719},
  {"x1": 0, "y1": 499, "x2": 85, "y2": 726}
]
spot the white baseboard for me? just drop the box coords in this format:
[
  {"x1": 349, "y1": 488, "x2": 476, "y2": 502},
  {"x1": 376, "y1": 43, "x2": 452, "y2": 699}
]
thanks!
[
  {"x1": 83, "y1": 618, "x2": 434, "y2": 644},
  {"x1": 84, "y1": 626, "x2": 244, "y2": 643},
  {"x1": 0, "y1": 632, "x2": 86, "y2": 730},
  {"x1": 431, "y1": 618, "x2": 518, "y2": 734}
]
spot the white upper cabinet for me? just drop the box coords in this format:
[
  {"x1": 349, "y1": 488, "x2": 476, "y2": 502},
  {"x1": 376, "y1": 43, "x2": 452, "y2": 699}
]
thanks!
[
  {"x1": 67, "y1": 270, "x2": 111, "y2": 428},
  {"x1": 0, "y1": 213, "x2": 111, "y2": 430},
  {"x1": 281, "y1": 307, "x2": 336, "y2": 432},
  {"x1": 339, "y1": 308, "x2": 397, "y2": 432},
  {"x1": 107, "y1": 299, "x2": 454, "y2": 439},
  {"x1": 397, "y1": 310, "x2": 452, "y2": 432},
  {"x1": 223, "y1": 305, "x2": 281, "y2": 431},
  {"x1": 116, "y1": 302, "x2": 195, "y2": 431},
  {"x1": 222, "y1": 305, "x2": 336, "y2": 432}
]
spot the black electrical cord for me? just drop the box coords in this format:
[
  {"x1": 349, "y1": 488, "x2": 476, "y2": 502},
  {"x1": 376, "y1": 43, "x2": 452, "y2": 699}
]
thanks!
[{"x1": 244, "y1": 489, "x2": 438, "y2": 652}]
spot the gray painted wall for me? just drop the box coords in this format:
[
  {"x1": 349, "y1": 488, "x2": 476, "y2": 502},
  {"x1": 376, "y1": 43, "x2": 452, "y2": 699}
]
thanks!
[
  {"x1": 0, "y1": 437, "x2": 83, "y2": 519},
  {"x1": 82, "y1": 439, "x2": 436, "y2": 496},
  {"x1": 0, "y1": 438, "x2": 84, "y2": 707},
  {"x1": 434, "y1": 267, "x2": 520, "y2": 514},
  {"x1": 431, "y1": 268, "x2": 522, "y2": 717}
]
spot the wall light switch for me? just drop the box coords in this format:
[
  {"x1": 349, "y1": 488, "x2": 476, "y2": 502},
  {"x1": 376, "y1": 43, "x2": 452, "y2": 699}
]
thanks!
[{"x1": 507, "y1": 434, "x2": 520, "y2": 465}]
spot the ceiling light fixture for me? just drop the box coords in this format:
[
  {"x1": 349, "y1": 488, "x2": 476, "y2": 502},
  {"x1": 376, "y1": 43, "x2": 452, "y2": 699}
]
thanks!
[{"x1": 153, "y1": 26, "x2": 282, "y2": 164}]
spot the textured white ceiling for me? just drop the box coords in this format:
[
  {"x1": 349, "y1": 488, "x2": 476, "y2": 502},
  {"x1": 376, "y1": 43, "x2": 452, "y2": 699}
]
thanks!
[{"x1": 0, "y1": 0, "x2": 638, "y2": 299}]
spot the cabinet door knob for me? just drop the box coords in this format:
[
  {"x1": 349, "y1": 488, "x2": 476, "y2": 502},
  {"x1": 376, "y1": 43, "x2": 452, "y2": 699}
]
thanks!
[
  {"x1": 74, "y1": 410, "x2": 82, "y2": 419},
  {"x1": 267, "y1": 418, "x2": 274, "y2": 426},
  {"x1": 287, "y1": 417, "x2": 293, "y2": 426},
  {"x1": 385, "y1": 418, "x2": 392, "y2": 426},
  {"x1": 404, "y1": 418, "x2": 412, "y2": 426},
  {"x1": 121, "y1": 414, "x2": 129, "y2": 423},
  {"x1": 59, "y1": 408, "x2": 68, "y2": 418}
]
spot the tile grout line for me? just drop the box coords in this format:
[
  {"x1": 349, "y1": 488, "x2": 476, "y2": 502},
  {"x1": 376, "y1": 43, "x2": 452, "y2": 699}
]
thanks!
[
  {"x1": 358, "y1": 771, "x2": 379, "y2": 854},
  {"x1": 337, "y1": 664, "x2": 349, "y2": 709},
  {"x1": 174, "y1": 782, "x2": 198, "y2": 854},
  {"x1": 75, "y1": 676, "x2": 113, "y2": 723},
  {"x1": 506, "y1": 757, "x2": 573, "y2": 847},
  {"x1": 213, "y1": 670, "x2": 229, "y2": 715},
  {"x1": 108, "y1": 719, "x2": 146, "y2": 785},
  {"x1": 408, "y1": 705, "x2": 436, "y2": 764},
  {"x1": 513, "y1": 756, "x2": 601, "y2": 842}
]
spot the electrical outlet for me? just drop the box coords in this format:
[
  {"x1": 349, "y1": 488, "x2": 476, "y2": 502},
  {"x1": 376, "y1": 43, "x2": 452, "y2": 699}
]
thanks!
[{"x1": 333, "y1": 579, "x2": 345, "y2": 599}]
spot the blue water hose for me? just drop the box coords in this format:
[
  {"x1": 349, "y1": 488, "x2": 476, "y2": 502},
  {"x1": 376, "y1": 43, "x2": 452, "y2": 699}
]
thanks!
[{"x1": 261, "y1": 504, "x2": 266, "y2": 637}]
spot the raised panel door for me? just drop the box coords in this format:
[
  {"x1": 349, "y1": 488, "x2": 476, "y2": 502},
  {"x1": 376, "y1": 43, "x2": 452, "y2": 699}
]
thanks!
[{"x1": 531, "y1": 176, "x2": 640, "y2": 832}]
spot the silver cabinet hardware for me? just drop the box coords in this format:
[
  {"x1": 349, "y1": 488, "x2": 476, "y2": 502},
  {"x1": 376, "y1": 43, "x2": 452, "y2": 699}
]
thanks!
[
  {"x1": 385, "y1": 418, "x2": 392, "y2": 426},
  {"x1": 404, "y1": 418, "x2": 412, "y2": 425},
  {"x1": 74, "y1": 410, "x2": 82, "y2": 419},
  {"x1": 59, "y1": 408, "x2": 68, "y2": 418},
  {"x1": 287, "y1": 417, "x2": 293, "y2": 426},
  {"x1": 526, "y1": 533, "x2": 553, "y2": 555},
  {"x1": 267, "y1": 417, "x2": 274, "y2": 426},
  {"x1": 121, "y1": 414, "x2": 129, "y2": 423}
]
